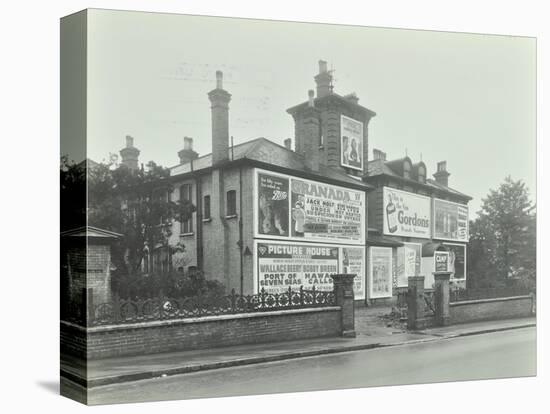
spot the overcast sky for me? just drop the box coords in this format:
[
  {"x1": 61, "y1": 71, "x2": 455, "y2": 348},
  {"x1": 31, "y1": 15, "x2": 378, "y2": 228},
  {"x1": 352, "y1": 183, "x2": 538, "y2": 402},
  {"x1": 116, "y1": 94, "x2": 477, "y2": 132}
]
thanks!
[{"x1": 83, "y1": 9, "x2": 536, "y2": 217}]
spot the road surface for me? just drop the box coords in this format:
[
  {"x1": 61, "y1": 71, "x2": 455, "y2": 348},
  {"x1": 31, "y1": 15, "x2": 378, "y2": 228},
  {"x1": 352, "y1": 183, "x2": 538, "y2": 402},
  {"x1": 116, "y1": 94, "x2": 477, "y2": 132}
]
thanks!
[{"x1": 85, "y1": 327, "x2": 536, "y2": 405}]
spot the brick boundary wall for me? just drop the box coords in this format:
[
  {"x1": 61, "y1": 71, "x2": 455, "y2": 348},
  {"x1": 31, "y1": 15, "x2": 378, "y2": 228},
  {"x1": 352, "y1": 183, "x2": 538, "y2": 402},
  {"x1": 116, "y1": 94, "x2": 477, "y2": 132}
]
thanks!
[
  {"x1": 449, "y1": 295, "x2": 534, "y2": 325},
  {"x1": 61, "y1": 306, "x2": 342, "y2": 360}
]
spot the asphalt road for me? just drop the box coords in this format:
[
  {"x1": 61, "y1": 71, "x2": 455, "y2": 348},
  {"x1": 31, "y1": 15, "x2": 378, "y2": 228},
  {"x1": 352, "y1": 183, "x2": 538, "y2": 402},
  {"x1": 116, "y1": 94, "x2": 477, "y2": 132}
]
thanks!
[{"x1": 86, "y1": 327, "x2": 536, "y2": 405}]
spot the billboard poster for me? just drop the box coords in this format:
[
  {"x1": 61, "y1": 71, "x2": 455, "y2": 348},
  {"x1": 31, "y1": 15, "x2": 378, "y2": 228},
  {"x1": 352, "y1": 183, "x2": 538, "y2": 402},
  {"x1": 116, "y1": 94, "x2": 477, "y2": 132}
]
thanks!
[
  {"x1": 290, "y1": 177, "x2": 364, "y2": 243},
  {"x1": 434, "y1": 251, "x2": 450, "y2": 272},
  {"x1": 254, "y1": 169, "x2": 365, "y2": 245},
  {"x1": 444, "y1": 243, "x2": 467, "y2": 280},
  {"x1": 383, "y1": 187, "x2": 431, "y2": 239},
  {"x1": 369, "y1": 247, "x2": 393, "y2": 299},
  {"x1": 340, "y1": 115, "x2": 364, "y2": 171},
  {"x1": 396, "y1": 243, "x2": 422, "y2": 287},
  {"x1": 341, "y1": 247, "x2": 365, "y2": 300},
  {"x1": 433, "y1": 199, "x2": 469, "y2": 242},
  {"x1": 257, "y1": 172, "x2": 290, "y2": 237},
  {"x1": 254, "y1": 241, "x2": 339, "y2": 294},
  {"x1": 254, "y1": 241, "x2": 366, "y2": 300}
]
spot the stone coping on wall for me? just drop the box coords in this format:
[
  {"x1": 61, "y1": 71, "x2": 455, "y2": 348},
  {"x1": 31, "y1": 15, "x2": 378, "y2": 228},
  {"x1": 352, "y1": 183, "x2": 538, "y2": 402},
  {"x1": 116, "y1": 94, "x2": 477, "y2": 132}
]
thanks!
[
  {"x1": 450, "y1": 295, "x2": 533, "y2": 307},
  {"x1": 61, "y1": 306, "x2": 341, "y2": 333}
]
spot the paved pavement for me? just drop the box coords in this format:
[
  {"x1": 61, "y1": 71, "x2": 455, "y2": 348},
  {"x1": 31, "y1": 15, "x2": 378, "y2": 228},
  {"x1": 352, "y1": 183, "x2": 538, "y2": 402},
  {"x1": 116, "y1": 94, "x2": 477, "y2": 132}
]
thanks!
[
  {"x1": 84, "y1": 326, "x2": 536, "y2": 404},
  {"x1": 60, "y1": 305, "x2": 536, "y2": 389}
]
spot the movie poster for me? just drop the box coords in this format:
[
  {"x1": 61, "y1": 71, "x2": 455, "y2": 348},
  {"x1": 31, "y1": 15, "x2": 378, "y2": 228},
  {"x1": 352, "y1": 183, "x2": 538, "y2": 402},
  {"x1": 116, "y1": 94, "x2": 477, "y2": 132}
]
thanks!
[
  {"x1": 255, "y1": 241, "x2": 339, "y2": 294},
  {"x1": 257, "y1": 172, "x2": 289, "y2": 237},
  {"x1": 369, "y1": 247, "x2": 393, "y2": 299},
  {"x1": 396, "y1": 243, "x2": 422, "y2": 287},
  {"x1": 340, "y1": 115, "x2": 363, "y2": 171},
  {"x1": 290, "y1": 177, "x2": 364, "y2": 243},
  {"x1": 341, "y1": 247, "x2": 365, "y2": 300}
]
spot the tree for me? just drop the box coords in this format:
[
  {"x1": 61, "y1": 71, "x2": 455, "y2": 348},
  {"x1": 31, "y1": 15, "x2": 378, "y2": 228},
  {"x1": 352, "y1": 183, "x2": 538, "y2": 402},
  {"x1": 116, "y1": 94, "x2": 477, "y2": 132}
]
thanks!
[
  {"x1": 61, "y1": 156, "x2": 196, "y2": 280},
  {"x1": 468, "y1": 176, "x2": 536, "y2": 289}
]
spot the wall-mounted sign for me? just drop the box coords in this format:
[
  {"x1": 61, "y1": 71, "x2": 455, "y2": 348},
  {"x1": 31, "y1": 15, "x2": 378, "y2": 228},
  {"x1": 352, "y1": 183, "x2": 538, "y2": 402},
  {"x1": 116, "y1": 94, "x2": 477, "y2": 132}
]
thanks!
[
  {"x1": 340, "y1": 115, "x2": 364, "y2": 171},
  {"x1": 433, "y1": 199, "x2": 469, "y2": 242},
  {"x1": 253, "y1": 241, "x2": 366, "y2": 300},
  {"x1": 383, "y1": 187, "x2": 431, "y2": 239},
  {"x1": 369, "y1": 247, "x2": 393, "y2": 299},
  {"x1": 444, "y1": 243, "x2": 467, "y2": 280},
  {"x1": 396, "y1": 243, "x2": 422, "y2": 287},
  {"x1": 434, "y1": 251, "x2": 450, "y2": 272},
  {"x1": 254, "y1": 169, "x2": 365, "y2": 244}
]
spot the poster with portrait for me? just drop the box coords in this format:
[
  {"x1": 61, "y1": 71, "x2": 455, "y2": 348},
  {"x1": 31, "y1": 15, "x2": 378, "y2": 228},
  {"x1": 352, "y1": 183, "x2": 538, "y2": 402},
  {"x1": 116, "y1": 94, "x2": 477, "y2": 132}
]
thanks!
[
  {"x1": 257, "y1": 172, "x2": 289, "y2": 237},
  {"x1": 341, "y1": 247, "x2": 366, "y2": 300},
  {"x1": 396, "y1": 243, "x2": 422, "y2": 287},
  {"x1": 444, "y1": 243, "x2": 467, "y2": 280},
  {"x1": 254, "y1": 241, "x2": 339, "y2": 294},
  {"x1": 368, "y1": 247, "x2": 393, "y2": 299},
  {"x1": 340, "y1": 115, "x2": 364, "y2": 171}
]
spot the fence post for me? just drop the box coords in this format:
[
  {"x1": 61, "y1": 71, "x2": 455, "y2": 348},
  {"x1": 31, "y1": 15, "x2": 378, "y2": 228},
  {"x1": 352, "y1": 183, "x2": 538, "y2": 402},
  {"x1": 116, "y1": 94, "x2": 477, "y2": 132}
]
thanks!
[
  {"x1": 332, "y1": 273, "x2": 356, "y2": 338},
  {"x1": 433, "y1": 272, "x2": 451, "y2": 326},
  {"x1": 407, "y1": 276, "x2": 426, "y2": 330}
]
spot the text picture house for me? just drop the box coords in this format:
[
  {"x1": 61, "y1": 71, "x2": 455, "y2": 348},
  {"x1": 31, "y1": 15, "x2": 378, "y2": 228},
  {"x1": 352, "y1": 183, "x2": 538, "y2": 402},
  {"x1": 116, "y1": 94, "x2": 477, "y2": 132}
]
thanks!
[{"x1": 122, "y1": 60, "x2": 470, "y2": 303}]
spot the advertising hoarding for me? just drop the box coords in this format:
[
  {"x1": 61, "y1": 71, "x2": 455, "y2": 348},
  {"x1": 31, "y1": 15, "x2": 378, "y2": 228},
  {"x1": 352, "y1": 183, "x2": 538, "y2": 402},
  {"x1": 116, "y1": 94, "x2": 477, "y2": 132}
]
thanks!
[
  {"x1": 444, "y1": 243, "x2": 467, "y2": 280},
  {"x1": 433, "y1": 199, "x2": 469, "y2": 242},
  {"x1": 254, "y1": 169, "x2": 365, "y2": 245},
  {"x1": 383, "y1": 187, "x2": 431, "y2": 239},
  {"x1": 396, "y1": 242, "x2": 422, "y2": 287},
  {"x1": 254, "y1": 241, "x2": 366, "y2": 300},
  {"x1": 340, "y1": 115, "x2": 364, "y2": 171},
  {"x1": 368, "y1": 247, "x2": 393, "y2": 299}
]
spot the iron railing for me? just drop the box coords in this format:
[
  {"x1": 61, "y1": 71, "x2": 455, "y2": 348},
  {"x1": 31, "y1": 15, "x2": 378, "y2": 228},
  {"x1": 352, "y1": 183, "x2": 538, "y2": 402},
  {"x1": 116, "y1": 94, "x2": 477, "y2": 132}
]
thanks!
[
  {"x1": 85, "y1": 286, "x2": 335, "y2": 327},
  {"x1": 449, "y1": 286, "x2": 532, "y2": 303}
]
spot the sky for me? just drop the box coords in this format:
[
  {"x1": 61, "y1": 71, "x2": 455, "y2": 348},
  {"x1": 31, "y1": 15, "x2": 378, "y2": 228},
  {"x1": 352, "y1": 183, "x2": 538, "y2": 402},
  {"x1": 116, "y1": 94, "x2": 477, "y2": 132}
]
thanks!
[{"x1": 82, "y1": 9, "x2": 536, "y2": 217}]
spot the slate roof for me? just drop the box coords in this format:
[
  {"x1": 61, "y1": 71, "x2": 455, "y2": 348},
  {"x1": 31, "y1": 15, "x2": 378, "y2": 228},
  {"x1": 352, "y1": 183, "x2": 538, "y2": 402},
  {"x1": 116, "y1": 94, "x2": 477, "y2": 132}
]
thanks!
[
  {"x1": 170, "y1": 137, "x2": 372, "y2": 190},
  {"x1": 367, "y1": 158, "x2": 471, "y2": 201}
]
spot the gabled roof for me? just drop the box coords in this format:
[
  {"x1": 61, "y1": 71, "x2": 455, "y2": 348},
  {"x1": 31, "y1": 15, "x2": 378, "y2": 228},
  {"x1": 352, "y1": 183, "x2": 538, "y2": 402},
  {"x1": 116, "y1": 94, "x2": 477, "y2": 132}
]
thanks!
[
  {"x1": 61, "y1": 226, "x2": 122, "y2": 239},
  {"x1": 170, "y1": 137, "x2": 373, "y2": 190},
  {"x1": 367, "y1": 158, "x2": 472, "y2": 201}
]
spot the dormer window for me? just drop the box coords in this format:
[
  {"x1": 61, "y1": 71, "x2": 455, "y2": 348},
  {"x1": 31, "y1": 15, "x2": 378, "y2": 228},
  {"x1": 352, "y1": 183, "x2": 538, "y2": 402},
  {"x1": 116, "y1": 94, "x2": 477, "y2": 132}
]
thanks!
[
  {"x1": 418, "y1": 165, "x2": 426, "y2": 183},
  {"x1": 403, "y1": 161, "x2": 411, "y2": 179}
]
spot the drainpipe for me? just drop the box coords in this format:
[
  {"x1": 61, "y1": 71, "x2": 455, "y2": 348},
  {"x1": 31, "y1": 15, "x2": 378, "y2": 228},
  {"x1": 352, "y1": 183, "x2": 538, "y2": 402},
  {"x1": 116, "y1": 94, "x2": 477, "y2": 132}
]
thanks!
[
  {"x1": 238, "y1": 166, "x2": 244, "y2": 296},
  {"x1": 195, "y1": 176, "x2": 203, "y2": 270}
]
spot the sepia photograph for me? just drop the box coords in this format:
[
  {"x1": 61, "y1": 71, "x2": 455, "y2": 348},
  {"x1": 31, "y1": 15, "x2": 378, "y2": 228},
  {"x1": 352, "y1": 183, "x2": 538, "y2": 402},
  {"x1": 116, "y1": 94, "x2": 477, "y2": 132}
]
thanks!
[{"x1": 58, "y1": 7, "x2": 537, "y2": 407}]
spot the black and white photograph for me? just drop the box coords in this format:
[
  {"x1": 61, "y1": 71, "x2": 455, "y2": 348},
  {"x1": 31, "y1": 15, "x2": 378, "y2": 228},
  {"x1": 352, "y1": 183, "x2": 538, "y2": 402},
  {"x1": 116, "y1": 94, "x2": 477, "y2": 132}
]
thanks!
[{"x1": 2, "y1": 1, "x2": 548, "y2": 413}]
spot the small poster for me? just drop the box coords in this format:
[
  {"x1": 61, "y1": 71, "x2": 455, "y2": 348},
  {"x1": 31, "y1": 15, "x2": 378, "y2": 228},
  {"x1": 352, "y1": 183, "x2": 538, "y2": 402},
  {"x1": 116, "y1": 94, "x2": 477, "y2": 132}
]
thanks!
[
  {"x1": 396, "y1": 243, "x2": 422, "y2": 287},
  {"x1": 257, "y1": 173, "x2": 290, "y2": 236},
  {"x1": 369, "y1": 247, "x2": 393, "y2": 299},
  {"x1": 444, "y1": 243, "x2": 466, "y2": 280},
  {"x1": 341, "y1": 247, "x2": 365, "y2": 300},
  {"x1": 434, "y1": 251, "x2": 450, "y2": 272},
  {"x1": 340, "y1": 115, "x2": 364, "y2": 171},
  {"x1": 433, "y1": 199, "x2": 469, "y2": 242}
]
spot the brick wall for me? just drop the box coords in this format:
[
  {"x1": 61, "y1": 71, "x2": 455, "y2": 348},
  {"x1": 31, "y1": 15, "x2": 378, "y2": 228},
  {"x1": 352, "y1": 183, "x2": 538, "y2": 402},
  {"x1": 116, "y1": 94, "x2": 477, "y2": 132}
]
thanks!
[
  {"x1": 61, "y1": 306, "x2": 342, "y2": 360},
  {"x1": 449, "y1": 296, "x2": 533, "y2": 325}
]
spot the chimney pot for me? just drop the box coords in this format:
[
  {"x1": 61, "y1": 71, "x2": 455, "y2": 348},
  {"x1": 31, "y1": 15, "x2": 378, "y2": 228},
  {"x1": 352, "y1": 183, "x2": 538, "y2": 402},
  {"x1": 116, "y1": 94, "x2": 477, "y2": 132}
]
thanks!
[
  {"x1": 126, "y1": 135, "x2": 134, "y2": 148},
  {"x1": 284, "y1": 138, "x2": 292, "y2": 150},
  {"x1": 308, "y1": 89, "x2": 315, "y2": 107},
  {"x1": 319, "y1": 60, "x2": 328, "y2": 74},
  {"x1": 184, "y1": 136, "x2": 193, "y2": 151},
  {"x1": 433, "y1": 161, "x2": 450, "y2": 186},
  {"x1": 314, "y1": 59, "x2": 333, "y2": 98},
  {"x1": 216, "y1": 70, "x2": 223, "y2": 89},
  {"x1": 120, "y1": 136, "x2": 140, "y2": 171}
]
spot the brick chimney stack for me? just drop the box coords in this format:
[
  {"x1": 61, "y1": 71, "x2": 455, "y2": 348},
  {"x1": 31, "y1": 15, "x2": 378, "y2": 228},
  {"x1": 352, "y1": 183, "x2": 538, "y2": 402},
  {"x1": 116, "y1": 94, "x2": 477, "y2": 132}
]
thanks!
[
  {"x1": 119, "y1": 135, "x2": 140, "y2": 171},
  {"x1": 314, "y1": 60, "x2": 332, "y2": 98},
  {"x1": 303, "y1": 90, "x2": 320, "y2": 172},
  {"x1": 178, "y1": 136, "x2": 199, "y2": 165},
  {"x1": 433, "y1": 161, "x2": 450, "y2": 186},
  {"x1": 208, "y1": 70, "x2": 231, "y2": 165}
]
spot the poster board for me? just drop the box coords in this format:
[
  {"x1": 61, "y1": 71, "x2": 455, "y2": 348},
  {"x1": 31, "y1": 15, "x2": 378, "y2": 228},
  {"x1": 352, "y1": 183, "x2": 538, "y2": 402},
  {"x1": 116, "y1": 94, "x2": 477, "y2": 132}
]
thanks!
[
  {"x1": 368, "y1": 247, "x2": 393, "y2": 299},
  {"x1": 383, "y1": 187, "x2": 431, "y2": 239},
  {"x1": 340, "y1": 115, "x2": 364, "y2": 171},
  {"x1": 254, "y1": 169, "x2": 365, "y2": 245},
  {"x1": 396, "y1": 242, "x2": 422, "y2": 287},
  {"x1": 433, "y1": 198, "x2": 469, "y2": 242},
  {"x1": 253, "y1": 240, "x2": 366, "y2": 300}
]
